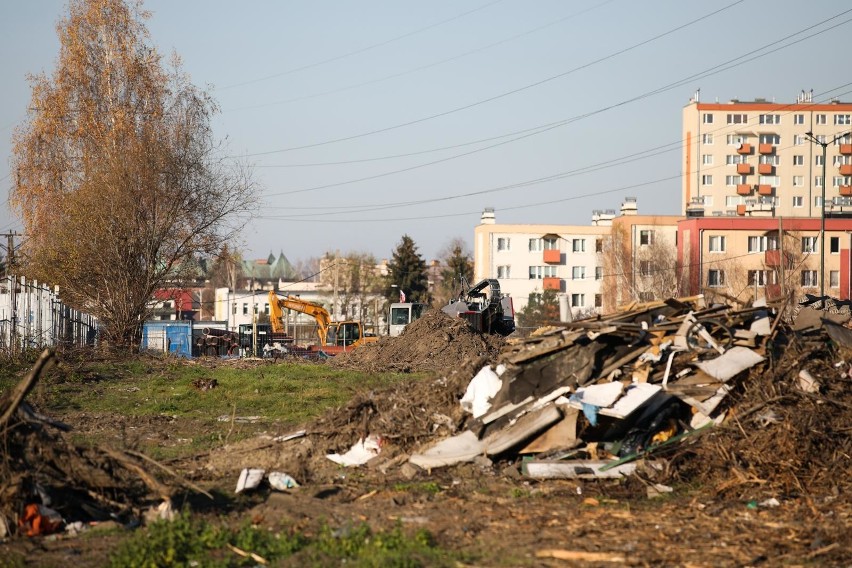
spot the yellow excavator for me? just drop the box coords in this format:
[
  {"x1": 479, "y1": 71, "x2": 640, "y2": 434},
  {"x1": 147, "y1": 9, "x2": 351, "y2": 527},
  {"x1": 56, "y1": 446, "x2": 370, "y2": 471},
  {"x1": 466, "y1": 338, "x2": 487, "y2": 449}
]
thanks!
[{"x1": 267, "y1": 291, "x2": 377, "y2": 355}]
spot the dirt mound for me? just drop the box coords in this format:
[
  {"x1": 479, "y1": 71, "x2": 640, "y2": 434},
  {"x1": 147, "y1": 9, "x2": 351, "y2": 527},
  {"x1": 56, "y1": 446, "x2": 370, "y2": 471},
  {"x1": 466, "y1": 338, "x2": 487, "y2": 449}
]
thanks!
[
  {"x1": 676, "y1": 330, "x2": 852, "y2": 500},
  {"x1": 330, "y1": 309, "x2": 505, "y2": 373}
]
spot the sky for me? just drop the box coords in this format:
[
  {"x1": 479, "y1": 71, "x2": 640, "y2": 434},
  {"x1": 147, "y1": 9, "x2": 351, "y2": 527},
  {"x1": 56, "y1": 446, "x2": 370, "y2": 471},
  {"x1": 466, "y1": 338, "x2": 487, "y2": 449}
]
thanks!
[{"x1": 2, "y1": 0, "x2": 852, "y2": 265}]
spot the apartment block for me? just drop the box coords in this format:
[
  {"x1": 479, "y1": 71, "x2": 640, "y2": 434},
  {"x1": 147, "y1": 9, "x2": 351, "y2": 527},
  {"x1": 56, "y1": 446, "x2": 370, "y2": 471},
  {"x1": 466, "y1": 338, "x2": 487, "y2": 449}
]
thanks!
[
  {"x1": 473, "y1": 208, "x2": 616, "y2": 317},
  {"x1": 678, "y1": 217, "x2": 851, "y2": 303},
  {"x1": 682, "y1": 92, "x2": 852, "y2": 219}
]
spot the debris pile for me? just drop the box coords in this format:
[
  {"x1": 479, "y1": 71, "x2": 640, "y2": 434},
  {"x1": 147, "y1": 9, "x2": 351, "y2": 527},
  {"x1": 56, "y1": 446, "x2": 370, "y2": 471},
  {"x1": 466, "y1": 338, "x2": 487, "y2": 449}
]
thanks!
[
  {"x1": 330, "y1": 309, "x2": 504, "y2": 373},
  {"x1": 0, "y1": 350, "x2": 206, "y2": 538}
]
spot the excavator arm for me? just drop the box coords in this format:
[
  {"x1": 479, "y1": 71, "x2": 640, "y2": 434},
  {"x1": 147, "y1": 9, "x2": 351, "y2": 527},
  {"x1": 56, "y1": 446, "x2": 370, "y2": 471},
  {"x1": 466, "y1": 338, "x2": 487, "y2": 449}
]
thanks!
[{"x1": 268, "y1": 290, "x2": 332, "y2": 345}]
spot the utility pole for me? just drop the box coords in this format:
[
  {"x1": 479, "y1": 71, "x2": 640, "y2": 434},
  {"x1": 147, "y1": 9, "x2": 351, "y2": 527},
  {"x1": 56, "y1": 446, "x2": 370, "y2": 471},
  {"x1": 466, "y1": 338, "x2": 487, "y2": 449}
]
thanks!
[{"x1": 805, "y1": 130, "x2": 851, "y2": 309}]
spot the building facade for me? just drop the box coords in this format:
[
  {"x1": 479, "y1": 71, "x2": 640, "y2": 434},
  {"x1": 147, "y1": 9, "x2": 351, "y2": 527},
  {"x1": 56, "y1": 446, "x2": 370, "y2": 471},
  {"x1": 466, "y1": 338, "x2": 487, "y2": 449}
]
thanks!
[
  {"x1": 678, "y1": 217, "x2": 851, "y2": 304},
  {"x1": 682, "y1": 93, "x2": 852, "y2": 220},
  {"x1": 473, "y1": 208, "x2": 613, "y2": 317}
]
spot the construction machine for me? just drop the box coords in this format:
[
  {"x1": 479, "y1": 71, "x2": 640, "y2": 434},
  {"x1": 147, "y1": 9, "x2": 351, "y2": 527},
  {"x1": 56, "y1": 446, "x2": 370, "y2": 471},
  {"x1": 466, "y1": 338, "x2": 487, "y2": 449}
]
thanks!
[
  {"x1": 388, "y1": 301, "x2": 427, "y2": 336},
  {"x1": 268, "y1": 291, "x2": 377, "y2": 355},
  {"x1": 442, "y1": 278, "x2": 515, "y2": 336}
]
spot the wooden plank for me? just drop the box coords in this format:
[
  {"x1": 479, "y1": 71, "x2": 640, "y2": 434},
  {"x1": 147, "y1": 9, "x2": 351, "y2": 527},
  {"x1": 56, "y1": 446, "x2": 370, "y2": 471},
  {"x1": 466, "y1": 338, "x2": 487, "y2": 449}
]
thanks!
[
  {"x1": 483, "y1": 404, "x2": 563, "y2": 456},
  {"x1": 519, "y1": 408, "x2": 579, "y2": 454},
  {"x1": 523, "y1": 459, "x2": 658, "y2": 479}
]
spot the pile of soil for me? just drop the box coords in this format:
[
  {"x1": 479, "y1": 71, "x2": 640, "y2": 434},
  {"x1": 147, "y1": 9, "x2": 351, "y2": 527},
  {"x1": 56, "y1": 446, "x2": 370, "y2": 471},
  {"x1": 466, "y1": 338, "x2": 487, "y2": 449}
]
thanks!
[{"x1": 330, "y1": 309, "x2": 505, "y2": 373}]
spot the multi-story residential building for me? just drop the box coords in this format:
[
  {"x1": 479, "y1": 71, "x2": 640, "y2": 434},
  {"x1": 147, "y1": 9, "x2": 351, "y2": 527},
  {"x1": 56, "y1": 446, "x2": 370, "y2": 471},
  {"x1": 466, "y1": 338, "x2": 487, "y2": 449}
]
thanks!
[
  {"x1": 473, "y1": 208, "x2": 614, "y2": 317},
  {"x1": 678, "y1": 217, "x2": 851, "y2": 303},
  {"x1": 682, "y1": 92, "x2": 852, "y2": 220}
]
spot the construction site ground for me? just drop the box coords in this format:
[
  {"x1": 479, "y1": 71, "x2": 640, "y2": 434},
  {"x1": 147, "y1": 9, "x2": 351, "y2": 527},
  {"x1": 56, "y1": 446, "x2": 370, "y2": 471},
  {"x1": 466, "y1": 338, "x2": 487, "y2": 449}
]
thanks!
[{"x1": 2, "y1": 308, "x2": 851, "y2": 566}]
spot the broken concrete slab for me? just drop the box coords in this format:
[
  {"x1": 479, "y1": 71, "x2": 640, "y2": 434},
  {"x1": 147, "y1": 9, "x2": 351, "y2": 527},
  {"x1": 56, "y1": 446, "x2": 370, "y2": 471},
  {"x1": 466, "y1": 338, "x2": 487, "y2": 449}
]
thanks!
[
  {"x1": 695, "y1": 347, "x2": 764, "y2": 382},
  {"x1": 482, "y1": 404, "x2": 562, "y2": 456},
  {"x1": 409, "y1": 430, "x2": 484, "y2": 469},
  {"x1": 522, "y1": 459, "x2": 662, "y2": 479}
]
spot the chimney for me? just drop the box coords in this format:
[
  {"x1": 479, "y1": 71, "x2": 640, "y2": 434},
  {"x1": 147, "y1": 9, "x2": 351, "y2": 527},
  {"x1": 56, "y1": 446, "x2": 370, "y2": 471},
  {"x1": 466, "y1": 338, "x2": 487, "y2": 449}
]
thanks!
[{"x1": 480, "y1": 208, "x2": 496, "y2": 225}]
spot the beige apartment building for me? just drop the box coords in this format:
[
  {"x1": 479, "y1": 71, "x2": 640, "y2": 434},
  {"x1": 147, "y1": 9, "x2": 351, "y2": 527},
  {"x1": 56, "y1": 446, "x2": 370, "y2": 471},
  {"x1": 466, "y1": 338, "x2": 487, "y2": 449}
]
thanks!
[
  {"x1": 473, "y1": 208, "x2": 612, "y2": 318},
  {"x1": 682, "y1": 92, "x2": 852, "y2": 219}
]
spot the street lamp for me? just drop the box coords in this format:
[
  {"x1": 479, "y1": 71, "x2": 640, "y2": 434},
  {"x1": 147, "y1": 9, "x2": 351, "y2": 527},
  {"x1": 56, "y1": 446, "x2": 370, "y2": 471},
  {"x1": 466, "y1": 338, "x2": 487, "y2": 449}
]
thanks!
[{"x1": 804, "y1": 130, "x2": 851, "y2": 307}]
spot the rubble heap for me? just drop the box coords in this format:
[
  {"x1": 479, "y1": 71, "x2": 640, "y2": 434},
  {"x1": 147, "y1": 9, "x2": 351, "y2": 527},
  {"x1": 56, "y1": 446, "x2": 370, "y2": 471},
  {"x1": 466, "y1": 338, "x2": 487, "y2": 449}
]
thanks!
[
  {"x1": 330, "y1": 309, "x2": 504, "y2": 373},
  {"x1": 0, "y1": 350, "x2": 201, "y2": 538}
]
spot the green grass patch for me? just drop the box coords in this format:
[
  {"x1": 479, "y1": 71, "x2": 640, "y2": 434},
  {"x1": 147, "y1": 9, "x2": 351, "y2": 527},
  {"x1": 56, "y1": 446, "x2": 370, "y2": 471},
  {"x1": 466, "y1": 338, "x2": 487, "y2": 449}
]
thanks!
[
  {"x1": 0, "y1": 354, "x2": 419, "y2": 459},
  {"x1": 392, "y1": 481, "x2": 443, "y2": 495},
  {"x1": 109, "y1": 513, "x2": 456, "y2": 568}
]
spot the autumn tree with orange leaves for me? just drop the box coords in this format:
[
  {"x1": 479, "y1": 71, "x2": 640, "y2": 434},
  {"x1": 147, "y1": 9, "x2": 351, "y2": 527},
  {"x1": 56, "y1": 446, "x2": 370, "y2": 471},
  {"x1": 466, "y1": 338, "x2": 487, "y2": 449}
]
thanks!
[{"x1": 10, "y1": 0, "x2": 256, "y2": 346}]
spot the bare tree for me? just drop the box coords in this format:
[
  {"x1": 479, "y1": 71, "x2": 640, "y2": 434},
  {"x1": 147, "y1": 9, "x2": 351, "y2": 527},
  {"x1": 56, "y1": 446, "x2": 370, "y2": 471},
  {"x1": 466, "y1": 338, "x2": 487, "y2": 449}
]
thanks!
[
  {"x1": 434, "y1": 238, "x2": 473, "y2": 307},
  {"x1": 601, "y1": 224, "x2": 682, "y2": 311},
  {"x1": 10, "y1": 0, "x2": 256, "y2": 346}
]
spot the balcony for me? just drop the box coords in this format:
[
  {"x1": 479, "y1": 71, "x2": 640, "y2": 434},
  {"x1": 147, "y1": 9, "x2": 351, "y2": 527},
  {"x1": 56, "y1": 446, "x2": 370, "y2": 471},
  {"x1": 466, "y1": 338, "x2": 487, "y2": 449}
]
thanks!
[
  {"x1": 746, "y1": 197, "x2": 775, "y2": 213},
  {"x1": 737, "y1": 143, "x2": 752, "y2": 155},
  {"x1": 765, "y1": 249, "x2": 793, "y2": 269},
  {"x1": 758, "y1": 143, "x2": 775, "y2": 155},
  {"x1": 542, "y1": 277, "x2": 561, "y2": 291},
  {"x1": 757, "y1": 184, "x2": 773, "y2": 196},
  {"x1": 841, "y1": 185, "x2": 852, "y2": 197},
  {"x1": 758, "y1": 163, "x2": 774, "y2": 175},
  {"x1": 737, "y1": 183, "x2": 752, "y2": 195},
  {"x1": 543, "y1": 249, "x2": 561, "y2": 264},
  {"x1": 736, "y1": 204, "x2": 747, "y2": 216},
  {"x1": 840, "y1": 144, "x2": 852, "y2": 155},
  {"x1": 736, "y1": 163, "x2": 752, "y2": 175},
  {"x1": 840, "y1": 164, "x2": 852, "y2": 176}
]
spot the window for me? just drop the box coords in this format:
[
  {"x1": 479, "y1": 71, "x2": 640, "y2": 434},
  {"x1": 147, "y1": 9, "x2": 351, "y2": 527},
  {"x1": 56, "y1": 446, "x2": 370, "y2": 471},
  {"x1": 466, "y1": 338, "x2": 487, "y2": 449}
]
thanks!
[
  {"x1": 497, "y1": 238, "x2": 510, "y2": 251},
  {"x1": 830, "y1": 237, "x2": 840, "y2": 254},
  {"x1": 727, "y1": 134, "x2": 747, "y2": 145},
  {"x1": 726, "y1": 195, "x2": 745, "y2": 207},
  {"x1": 759, "y1": 155, "x2": 780, "y2": 165},
  {"x1": 702, "y1": 154, "x2": 713, "y2": 165},
  {"x1": 639, "y1": 260, "x2": 654, "y2": 277},
  {"x1": 264, "y1": 303, "x2": 270, "y2": 315},
  {"x1": 242, "y1": 303, "x2": 249, "y2": 315},
  {"x1": 793, "y1": 176, "x2": 804, "y2": 187},
  {"x1": 572, "y1": 266, "x2": 585, "y2": 280},
  {"x1": 816, "y1": 196, "x2": 824, "y2": 207},
  {"x1": 594, "y1": 294, "x2": 602, "y2": 308},
  {"x1": 833, "y1": 155, "x2": 852, "y2": 166},
  {"x1": 835, "y1": 114, "x2": 851, "y2": 125},
  {"x1": 232, "y1": 303, "x2": 237, "y2": 315},
  {"x1": 801, "y1": 270, "x2": 818, "y2": 287},
  {"x1": 544, "y1": 237, "x2": 558, "y2": 250},
  {"x1": 833, "y1": 176, "x2": 852, "y2": 188},
  {"x1": 572, "y1": 238, "x2": 586, "y2": 253},
  {"x1": 571, "y1": 293, "x2": 585, "y2": 308},
  {"x1": 748, "y1": 270, "x2": 767, "y2": 287},
  {"x1": 759, "y1": 133, "x2": 780, "y2": 144},
  {"x1": 794, "y1": 114, "x2": 805, "y2": 125},
  {"x1": 702, "y1": 133, "x2": 713, "y2": 144},
  {"x1": 748, "y1": 235, "x2": 777, "y2": 253},
  {"x1": 708, "y1": 269, "x2": 726, "y2": 287},
  {"x1": 703, "y1": 195, "x2": 713, "y2": 206},
  {"x1": 816, "y1": 114, "x2": 827, "y2": 125},
  {"x1": 529, "y1": 266, "x2": 556, "y2": 279},
  {"x1": 497, "y1": 265, "x2": 511, "y2": 279},
  {"x1": 815, "y1": 176, "x2": 824, "y2": 188},
  {"x1": 793, "y1": 155, "x2": 804, "y2": 166},
  {"x1": 726, "y1": 175, "x2": 744, "y2": 186},
  {"x1": 702, "y1": 113, "x2": 714, "y2": 124},
  {"x1": 759, "y1": 114, "x2": 780, "y2": 125},
  {"x1": 528, "y1": 238, "x2": 543, "y2": 252},
  {"x1": 701, "y1": 175, "x2": 713, "y2": 185},
  {"x1": 639, "y1": 230, "x2": 654, "y2": 245},
  {"x1": 595, "y1": 238, "x2": 603, "y2": 253},
  {"x1": 595, "y1": 266, "x2": 603, "y2": 280},
  {"x1": 802, "y1": 236, "x2": 818, "y2": 253},
  {"x1": 726, "y1": 154, "x2": 747, "y2": 165},
  {"x1": 708, "y1": 235, "x2": 726, "y2": 252},
  {"x1": 815, "y1": 155, "x2": 824, "y2": 166},
  {"x1": 830, "y1": 271, "x2": 840, "y2": 288},
  {"x1": 727, "y1": 113, "x2": 747, "y2": 124},
  {"x1": 793, "y1": 134, "x2": 805, "y2": 146},
  {"x1": 793, "y1": 196, "x2": 803, "y2": 207},
  {"x1": 759, "y1": 175, "x2": 780, "y2": 187}
]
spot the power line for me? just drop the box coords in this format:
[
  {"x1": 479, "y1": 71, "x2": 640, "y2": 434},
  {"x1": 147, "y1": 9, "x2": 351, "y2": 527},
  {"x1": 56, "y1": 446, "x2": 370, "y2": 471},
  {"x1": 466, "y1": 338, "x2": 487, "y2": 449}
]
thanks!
[
  {"x1": 217, "y1": 0, "x2": 506, "y2": 90},
  {"x1": 225, "y1": 0, "x2": 618, "y2": 113},
  {"x1": 234, "y1": 0, "x2": 745, "y2": 157}
]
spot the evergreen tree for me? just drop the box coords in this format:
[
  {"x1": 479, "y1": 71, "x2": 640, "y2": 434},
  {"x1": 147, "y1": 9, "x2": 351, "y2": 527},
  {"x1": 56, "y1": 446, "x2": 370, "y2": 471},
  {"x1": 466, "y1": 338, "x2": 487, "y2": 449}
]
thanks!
[
  {"x1": 516, "y1": 290, "x2": 560, "y2": 330},
  {"x1": 386, "y1": 235, "x2": 430, "y2": 304},
  {"x1": 436, "y1": 238, "x2": 473, "y2": 305}
]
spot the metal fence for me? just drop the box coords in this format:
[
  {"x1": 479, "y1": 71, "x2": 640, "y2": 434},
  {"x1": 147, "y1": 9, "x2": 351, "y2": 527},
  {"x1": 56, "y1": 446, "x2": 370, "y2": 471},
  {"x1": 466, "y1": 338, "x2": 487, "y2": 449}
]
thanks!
[{"x1": 0, "y1": 275, "x2": 98, "y2": 354}]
